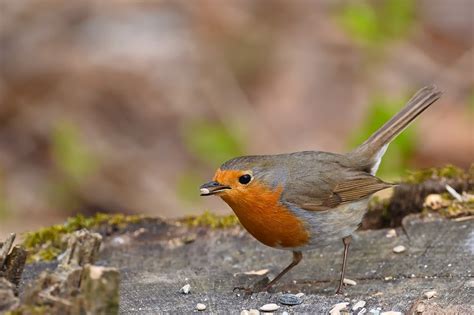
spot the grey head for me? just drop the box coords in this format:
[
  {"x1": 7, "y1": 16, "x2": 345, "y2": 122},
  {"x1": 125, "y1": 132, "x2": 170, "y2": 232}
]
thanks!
[{"x1": 220, "y1": 154, "x2": 289, "y2": 189}]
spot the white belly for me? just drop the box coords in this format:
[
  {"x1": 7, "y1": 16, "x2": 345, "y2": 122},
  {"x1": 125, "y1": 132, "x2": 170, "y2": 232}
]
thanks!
[{"x1": 286, "y1": 199, "x2": 369, "y2": 251}]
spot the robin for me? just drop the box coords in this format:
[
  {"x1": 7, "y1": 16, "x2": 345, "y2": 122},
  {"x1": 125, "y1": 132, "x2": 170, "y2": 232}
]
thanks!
[{"x1": 200, "y1": 85, "x2": 442, "y2": 294}]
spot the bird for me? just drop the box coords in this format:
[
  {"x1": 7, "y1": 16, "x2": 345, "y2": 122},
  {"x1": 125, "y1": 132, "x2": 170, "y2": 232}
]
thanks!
[{"x1": 200, "y1": 85, "x2": 442, "y2": 294}]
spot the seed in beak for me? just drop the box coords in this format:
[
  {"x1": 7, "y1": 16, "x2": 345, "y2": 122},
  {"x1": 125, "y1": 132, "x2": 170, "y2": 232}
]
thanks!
[{"x1": 199, "y1": 181, "x2": 231, "y2": 196}]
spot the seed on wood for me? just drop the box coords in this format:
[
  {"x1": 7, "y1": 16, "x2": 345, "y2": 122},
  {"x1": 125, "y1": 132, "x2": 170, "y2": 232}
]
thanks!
[
  {"x1": 260, "y1": 303, "x2": 279, "y2": 312},
  {"x1": 352, "y1": 300, "x2": 366, "y2": 310},
  {"x1": 343, "y1": 278, "x2": 357, "y2": 286},
  {"x1": 392, "y1": 245, "x2": 406, "y2": 253},
  {"x1": 385, "y1": 229, "x2": 397, "y2": 238},
  {"x1": 330, "y1": 302, "x2": 349, "y2": 315},
  {"x1": 243, "y1": 269, "x2": 269, "y2": 276},
  {"x1": 180, "y1": 284, "x2": 191, "y2": 294},
  {"x1": 196, "y1": 303, "x2": 206, "y2": 311}
]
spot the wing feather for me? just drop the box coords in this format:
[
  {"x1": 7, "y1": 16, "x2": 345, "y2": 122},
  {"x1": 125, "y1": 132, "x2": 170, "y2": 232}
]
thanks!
[{"x1": 287, "y1": 173, "x2": 393, "y2": 211}]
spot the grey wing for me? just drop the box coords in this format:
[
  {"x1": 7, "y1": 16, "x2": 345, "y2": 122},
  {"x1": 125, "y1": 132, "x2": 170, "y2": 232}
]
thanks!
[{"x1": 282, "y1": 157, "x2": 394, "y2": 211}]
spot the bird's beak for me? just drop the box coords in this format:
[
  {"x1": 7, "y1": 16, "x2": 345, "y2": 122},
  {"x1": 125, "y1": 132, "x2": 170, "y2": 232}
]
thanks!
[{"x1": 200, "y1": 181, "x2": 231, "y2": 196}]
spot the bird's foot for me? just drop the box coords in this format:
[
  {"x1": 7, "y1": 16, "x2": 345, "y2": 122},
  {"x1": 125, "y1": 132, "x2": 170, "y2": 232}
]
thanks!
[
  {"x1": 233, "y1": 280, "x2": 272, "y2": 296},
  {"x1": 233, "y1": 286, "x2": 256, "y2": 296},
  {"x1": 233, "y1": 276, "x2": 270, "y2": 295}
]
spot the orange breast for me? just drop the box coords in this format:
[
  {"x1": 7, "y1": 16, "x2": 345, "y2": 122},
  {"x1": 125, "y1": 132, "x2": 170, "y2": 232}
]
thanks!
[{"x1": 220, "y1": 183, "x2": 310, "y2": 249}]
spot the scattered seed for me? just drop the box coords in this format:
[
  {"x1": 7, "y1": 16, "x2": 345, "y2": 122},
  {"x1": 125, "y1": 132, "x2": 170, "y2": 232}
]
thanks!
[
  {"x1": 445, "y1": 185, "x2": 463, "y2": 202},
  {"x1": 132, "y1": 227, "x2": 146, "y2": 237},
  {"x1": 196, "y1": 303, "x2": 206, "y2": 311},
  {"x1": 392, "y1": 245, "x2": 406, "y2": 253},
  {"x1": 248, "y1": 309, "x2": 259, "y2": 315},
  {"x1": 424, "y1": 290, "x2": 437, "y2": 299},
  {"x1": 180, "y1": 284, "x2": 191, "y2": 294},
  {"x1": 385, "y1": 229, "x2": 397, "y2": 238},
  {"x1": 384, "y1": 276, "x2": 393, "y2": 281},
  {"x1": 343, "y1": 278, "x2": 357, "y2": 286},
  {"x1": 259, "y1": 303, "x2": 279, "y2": 312},
  {"x1": 278, "y1": 293, "x2": 302, "y2": 306},
  {"x1": 352, "y1": 300, "x2": 366, "y2": 311},
  {"x1": 111, "y1": 236, "x2": 128, "y2": 246},
  {"x1": 330, "y1": 302, "x2": 349, "y2": 315},
  {"x1": 243, "y1": 269, "x2": 270, "y2": 276}
]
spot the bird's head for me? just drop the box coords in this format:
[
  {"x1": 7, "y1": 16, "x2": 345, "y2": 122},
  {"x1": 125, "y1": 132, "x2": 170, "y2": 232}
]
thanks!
[{"x1": 200, "y1": 155, "x2": 285, "y2": 203}]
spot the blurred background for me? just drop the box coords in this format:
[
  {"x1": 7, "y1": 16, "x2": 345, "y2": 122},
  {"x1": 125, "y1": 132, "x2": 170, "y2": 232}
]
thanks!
[{"x1": 0, "y1": 0, "x2": 473, "y2": 238}]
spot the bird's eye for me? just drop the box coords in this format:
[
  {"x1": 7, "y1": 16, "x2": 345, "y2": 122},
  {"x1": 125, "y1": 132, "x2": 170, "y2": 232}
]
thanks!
[{"x1": 238, "y1": 174, "x2": 252, "y2": 185}]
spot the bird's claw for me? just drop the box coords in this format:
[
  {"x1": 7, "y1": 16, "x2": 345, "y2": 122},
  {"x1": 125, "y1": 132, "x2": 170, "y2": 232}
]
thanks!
[{"x1": 335, "y1": 284, "x2": 344, "y2": 295}]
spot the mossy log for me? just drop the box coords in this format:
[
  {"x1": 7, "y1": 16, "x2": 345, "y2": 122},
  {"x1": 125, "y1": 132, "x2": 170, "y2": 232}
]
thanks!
[{"x1": 7, "y1": 165, "x2": 474, "y2": 314}]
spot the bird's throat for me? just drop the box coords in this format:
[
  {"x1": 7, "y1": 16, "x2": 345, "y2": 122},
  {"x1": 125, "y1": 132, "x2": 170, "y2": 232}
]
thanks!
[{"x1": 220, "y1": 185, "x2": 309, "y2": 249}]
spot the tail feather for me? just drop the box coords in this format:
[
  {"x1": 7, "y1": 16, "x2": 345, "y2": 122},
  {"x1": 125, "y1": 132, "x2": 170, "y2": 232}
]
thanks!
[{"x1": 348, "y1": 85, "x2": 442, "y2": 172}]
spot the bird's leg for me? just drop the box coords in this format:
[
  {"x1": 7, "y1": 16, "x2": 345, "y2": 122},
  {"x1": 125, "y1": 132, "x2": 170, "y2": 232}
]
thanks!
[
  {"x1": 234, "y1": 251, "x2": 303, "y2": 295},
  {"x1": 262, "y1": 251, "x2": 303, "y2": 292},
  {"x1": 336, "y1": 235, "x2": 352, "y2": 294}
]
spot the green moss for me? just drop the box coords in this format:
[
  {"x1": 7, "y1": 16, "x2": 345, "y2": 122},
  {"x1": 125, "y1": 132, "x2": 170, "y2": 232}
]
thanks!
[
  {"x1": 421, "y1": 191, "x2": 474, "y2": 219},
  {"x1": 436, "y1": 196, "x2": 474, "y2": 218},
  {"x1": 441, "y1": 203, "x2": 473, "y2": 218},
  {"x1": 404, "y1": 164, "x2": 468, "y2": 184},
  {"x1": 6, "y1": 305, "x2": 50, "y2": 315},
  {"x1": 181, "y1": 211, "x2": 240, "y2": 229},
  {"x1": 23, "y1": 213, "x2": 143, "y2": 263}
]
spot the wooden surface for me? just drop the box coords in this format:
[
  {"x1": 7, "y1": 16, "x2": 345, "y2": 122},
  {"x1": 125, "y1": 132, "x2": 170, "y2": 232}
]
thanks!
[{"x1": 20, "y1": 214, "x2": 474, "y2": 314}]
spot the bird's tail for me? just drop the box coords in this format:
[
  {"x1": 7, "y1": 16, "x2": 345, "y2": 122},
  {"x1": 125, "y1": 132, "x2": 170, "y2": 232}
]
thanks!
[{"x1": 348, "y1": 85, "x2": 442, "y2": 173}]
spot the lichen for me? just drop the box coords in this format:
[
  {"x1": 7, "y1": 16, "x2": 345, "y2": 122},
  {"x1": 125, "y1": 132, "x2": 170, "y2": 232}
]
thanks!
[
  {"x1": 23, "y1": 213, "x2": 143, "y2": 263},
  {"x1": 404, "y1": 164, "x2": 471, "y2": 184},
  {"x1": 181, "y1": 211, "x2": 240, "y2": 229}
]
